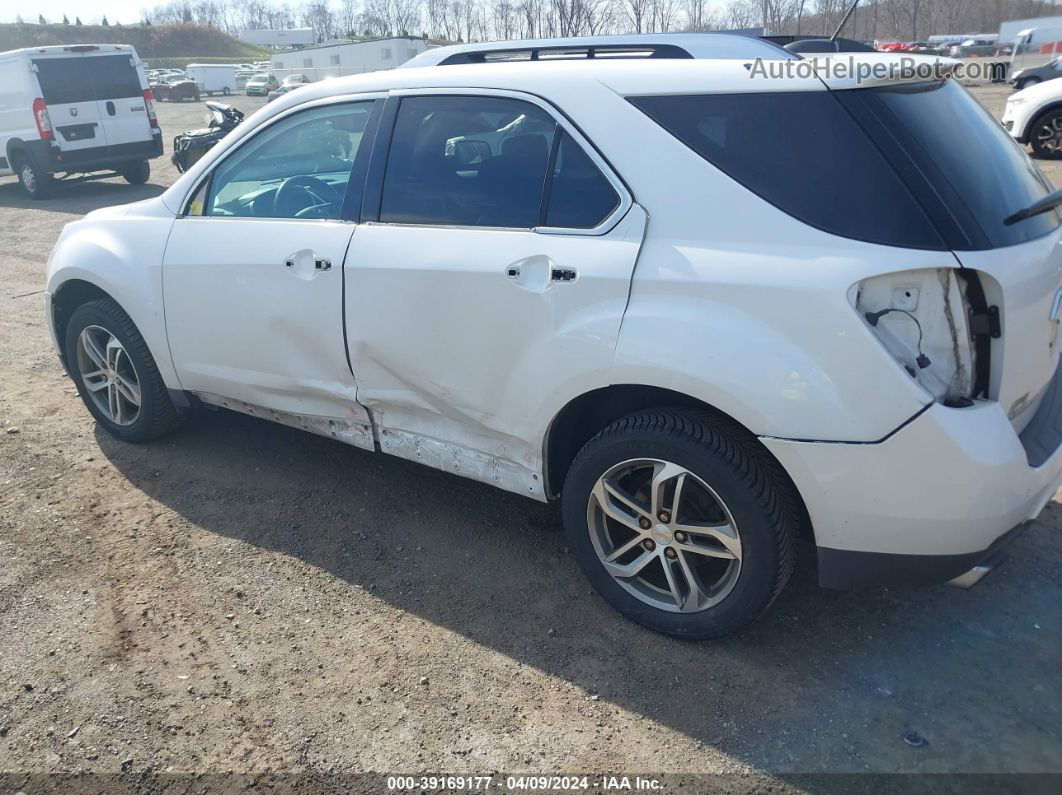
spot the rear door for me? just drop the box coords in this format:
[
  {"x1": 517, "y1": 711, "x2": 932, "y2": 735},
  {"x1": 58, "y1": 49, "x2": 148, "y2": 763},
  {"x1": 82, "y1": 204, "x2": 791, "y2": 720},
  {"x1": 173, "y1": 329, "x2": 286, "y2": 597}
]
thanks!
[
  {"x1": 344, "y1": 90, "x2": 645, "y2": 486},
  {"x1": 83, "y1": 54, "x2": 152, "y2": 149},
  {"x1": 32, "y1": 55, "x2": 109, "y2": 154}
]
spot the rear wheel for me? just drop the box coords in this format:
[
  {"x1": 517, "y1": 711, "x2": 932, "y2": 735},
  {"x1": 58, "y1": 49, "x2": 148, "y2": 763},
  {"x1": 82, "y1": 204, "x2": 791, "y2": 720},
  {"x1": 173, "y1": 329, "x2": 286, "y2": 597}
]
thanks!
[
  {"x1": 561, "y1": 409, "x2": 798, "y2": 639},
  {"x1": 1031, "y1": 109, "x2": 1062, "y2": 158},
  {"x1": 1017, "y1": 77, "x2": 1041, "y2": 91},
  {"x1": 64, "y1": 298, "x2": 183, "y2": 442},
  {"x1": 120, "y1": 160, "x2": 150, "y2": 185},
  {"x1": 15, "y1": 155, "x2": 53, "y2": 199},
  {"x1": 222, "y1": 86, "x2": 231, "y2": 95}
]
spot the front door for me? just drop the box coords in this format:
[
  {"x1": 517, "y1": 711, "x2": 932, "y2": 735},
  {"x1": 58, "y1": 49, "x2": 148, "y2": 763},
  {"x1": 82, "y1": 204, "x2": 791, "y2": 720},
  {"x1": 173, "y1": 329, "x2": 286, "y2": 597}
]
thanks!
[
  {"x1": 344, "y1": 92, "x2": 645, "y2": 489},
  {"x1": 163, "y1": 98, "x2": 379, "y2": 425}
]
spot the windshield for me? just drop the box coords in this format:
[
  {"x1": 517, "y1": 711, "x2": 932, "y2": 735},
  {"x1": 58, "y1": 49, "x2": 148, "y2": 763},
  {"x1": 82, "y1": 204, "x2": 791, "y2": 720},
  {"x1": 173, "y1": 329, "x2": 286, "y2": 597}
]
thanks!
[{"x1": 846, "y1": 79, "x2": 1060, "y2": 248}]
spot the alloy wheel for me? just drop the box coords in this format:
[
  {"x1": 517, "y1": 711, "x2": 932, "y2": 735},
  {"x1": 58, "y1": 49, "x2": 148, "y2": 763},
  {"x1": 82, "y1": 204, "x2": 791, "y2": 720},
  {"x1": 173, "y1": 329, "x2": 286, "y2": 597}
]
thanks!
[
  {"x1": 586, "y1": 458, "x2": 742, "y2": 613},
  {"x1": 76, "y1": 325, "x2": 142, "y2": 426},
  {"x1": 1036, "y1": 116, "x2": 1062, "y2": 152}
]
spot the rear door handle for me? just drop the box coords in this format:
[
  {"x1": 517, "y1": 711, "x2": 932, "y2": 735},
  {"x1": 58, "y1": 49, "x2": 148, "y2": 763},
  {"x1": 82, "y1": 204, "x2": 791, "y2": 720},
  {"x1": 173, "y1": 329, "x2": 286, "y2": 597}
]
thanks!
[
  {"x1": 550, "y1": 267, "x2": 577, "y2": 282},
  {"x1": 105, "y1": 100, "x2": 116, "y2": 116}
]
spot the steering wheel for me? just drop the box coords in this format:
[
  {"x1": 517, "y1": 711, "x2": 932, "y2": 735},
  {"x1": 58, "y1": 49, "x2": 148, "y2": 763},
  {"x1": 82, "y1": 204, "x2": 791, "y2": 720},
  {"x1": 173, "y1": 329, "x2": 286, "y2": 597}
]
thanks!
[{"x1": 274, "y1": 175, "x2": 342, "y2": 218}]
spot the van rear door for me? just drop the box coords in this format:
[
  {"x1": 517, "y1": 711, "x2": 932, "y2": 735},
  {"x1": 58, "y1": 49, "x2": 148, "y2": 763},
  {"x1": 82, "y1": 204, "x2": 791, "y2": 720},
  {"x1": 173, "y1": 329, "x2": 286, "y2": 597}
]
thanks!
[
  {"x1": 32, "y1": 56, "x2": 109, "y2": 155},
  {"x1": 82, "y1": 55, "x2": 152, "y2": 151}
]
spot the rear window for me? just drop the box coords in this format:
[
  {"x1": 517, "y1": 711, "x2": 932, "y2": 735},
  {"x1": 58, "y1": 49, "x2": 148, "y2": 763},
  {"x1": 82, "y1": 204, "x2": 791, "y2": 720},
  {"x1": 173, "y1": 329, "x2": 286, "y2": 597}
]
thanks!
[
  {"x1": 628, "y1": 91, "x2": 944, "y2": 249},
  {"x1": 844, "y1": 80, "x2": 1060, "y2": 249},
  {"x1": 34, "y1": 55, "x2": 141, "y2": 105}
]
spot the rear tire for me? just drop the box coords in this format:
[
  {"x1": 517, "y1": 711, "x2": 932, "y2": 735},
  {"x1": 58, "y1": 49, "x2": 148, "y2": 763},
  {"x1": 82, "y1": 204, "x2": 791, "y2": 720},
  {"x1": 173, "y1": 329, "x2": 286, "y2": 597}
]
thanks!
[
  {"x1": 120, "y1": 160, "x2": 150, "y2": 185},
  {"x1": 15, "y1": 155, "x2": 53, "y2": 199},
  {"x1": 64, "y1": 298, "x2": 183, "y2": 443},
  {"x1": 561, "y1": 409, "x2": 798, "y2": 639},
  {"x1": 1018, "y1": 77, "x2": 1041, "y2": 91},
  {"x1": 222, "y1": 86, "x2": 231, "y2": 95}
]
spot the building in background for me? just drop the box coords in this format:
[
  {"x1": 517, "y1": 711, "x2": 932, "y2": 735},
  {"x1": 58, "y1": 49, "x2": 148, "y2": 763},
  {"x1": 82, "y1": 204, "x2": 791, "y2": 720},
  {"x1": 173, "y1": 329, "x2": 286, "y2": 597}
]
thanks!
[
  {"x1": 270, "y1": 36, "x2": 430, "y2": 81},
  {"x1": 239, "y1": 28, "x2": 316, "y2": 49}
]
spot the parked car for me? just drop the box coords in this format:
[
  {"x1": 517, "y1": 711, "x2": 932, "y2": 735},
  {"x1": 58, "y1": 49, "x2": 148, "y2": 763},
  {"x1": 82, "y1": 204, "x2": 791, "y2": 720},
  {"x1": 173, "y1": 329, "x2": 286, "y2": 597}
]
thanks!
[
  {"x1": 245, "y1": 73, "x2": 279, "y2": 96},
  {"x1": 152, "y1": 75, "x2": 201, "y2": 102},
  {"x1": 950, "y1": 37, "x2": 1000, "y2": 57},
  {"x1": 266, "y1": 84, "x2": 297, "y2": 103},
  {"x1": 0, "y1": 43, "x2": 162, "y2": 198},
  {"x1": 281, "y1": 73, "x2": 311, "y2": 86},
  {"x1": 1002, "y1": 78, "x2": 1062, "y2": 157},
  {"x1": 1009, "y1": 56, "x2": 1062, "y2": 90},
  {"x1": 235, "y1": 70, "x2": 255, "y2": 89},
  {"x1": 46, "y1": 37, "x2": 1062, "y2": 638}
]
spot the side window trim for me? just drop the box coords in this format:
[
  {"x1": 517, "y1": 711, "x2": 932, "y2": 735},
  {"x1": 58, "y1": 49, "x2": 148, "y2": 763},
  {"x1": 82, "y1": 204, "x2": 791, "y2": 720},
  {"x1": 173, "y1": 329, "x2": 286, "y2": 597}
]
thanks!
[
  {"x1": 179, "y1": 93, "x2": 386, "y2": 221},
  {"x1": 362, "y1": 87, "x2": 632, "y2": 236}
]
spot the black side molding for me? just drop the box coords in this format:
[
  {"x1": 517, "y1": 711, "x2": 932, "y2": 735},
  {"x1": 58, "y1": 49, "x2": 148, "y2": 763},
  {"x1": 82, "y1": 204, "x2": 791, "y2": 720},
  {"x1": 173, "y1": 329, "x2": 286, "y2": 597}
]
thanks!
[{"x1": 817, "y1": 522, "x2": 1029, "y2": 589}]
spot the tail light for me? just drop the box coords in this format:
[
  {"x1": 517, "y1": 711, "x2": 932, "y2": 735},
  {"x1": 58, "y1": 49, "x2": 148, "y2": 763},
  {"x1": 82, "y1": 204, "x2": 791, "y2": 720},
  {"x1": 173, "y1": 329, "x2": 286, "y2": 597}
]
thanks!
[
  {"x1": 854, "y1": 268, "x2": 976, "y2": 405},
  {"x1": 32, "y1": 98, "x2": 53, "y2": 140},
  {"x1": 142, "y1": 89, "x2": 159, "y2": 129}
]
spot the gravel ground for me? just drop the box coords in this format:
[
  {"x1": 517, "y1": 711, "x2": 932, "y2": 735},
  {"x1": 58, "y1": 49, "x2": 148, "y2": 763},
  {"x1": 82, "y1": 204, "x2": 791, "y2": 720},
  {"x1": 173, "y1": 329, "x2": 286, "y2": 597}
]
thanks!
[{"x1": 0, "y1": 87, "x2": 1059, "y2": 790}]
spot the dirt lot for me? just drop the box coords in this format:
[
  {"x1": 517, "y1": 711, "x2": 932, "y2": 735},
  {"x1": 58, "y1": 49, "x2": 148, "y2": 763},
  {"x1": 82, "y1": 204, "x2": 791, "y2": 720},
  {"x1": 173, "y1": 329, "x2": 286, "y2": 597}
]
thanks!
[{"x1": 0, "y1": 87, "x2": 1059, "y2": 789}]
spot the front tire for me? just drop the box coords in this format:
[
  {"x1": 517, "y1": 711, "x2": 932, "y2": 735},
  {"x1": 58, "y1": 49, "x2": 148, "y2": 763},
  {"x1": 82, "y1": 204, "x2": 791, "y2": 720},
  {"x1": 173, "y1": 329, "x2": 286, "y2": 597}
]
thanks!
[
  {"x1": 561, "y1": 409, "x2": 798, "y2": 639},
  {"x1": 119, "y1": 160, "x2": 150, "y2": 185},
  {"x1": 15, "y1": 155, "x2": 53, "y2": 199},
  {"x1": 1031, "y1": 109, "x2": 1062, "y2": 158},
  {"x1": 64, "y1": 298, "x2": 183, "y2": 442}
]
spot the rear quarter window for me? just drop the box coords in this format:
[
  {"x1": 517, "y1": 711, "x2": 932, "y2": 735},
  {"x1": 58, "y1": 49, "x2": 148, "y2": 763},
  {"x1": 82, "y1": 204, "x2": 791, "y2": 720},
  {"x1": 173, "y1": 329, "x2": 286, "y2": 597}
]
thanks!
[{"x1": 628, "y1": 91, "x2": 945, "y2": 250}]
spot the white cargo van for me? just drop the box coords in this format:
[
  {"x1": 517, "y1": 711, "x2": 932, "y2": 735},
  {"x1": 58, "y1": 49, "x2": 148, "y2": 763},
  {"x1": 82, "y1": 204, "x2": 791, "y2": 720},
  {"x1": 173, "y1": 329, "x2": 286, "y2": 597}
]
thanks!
[
  {"x1": 0, "y1": 44, "x2": 163, "y2": 198},
  {"x1": 186, "y1": 64, "x2": 237, "y2": 96}
]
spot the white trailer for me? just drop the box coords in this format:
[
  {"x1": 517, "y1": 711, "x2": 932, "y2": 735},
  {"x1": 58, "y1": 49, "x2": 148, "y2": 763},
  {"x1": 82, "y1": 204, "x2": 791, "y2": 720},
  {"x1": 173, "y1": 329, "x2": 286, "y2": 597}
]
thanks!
[{"x1": 186, "y1": 64, "x2": 237, "y2": 96}]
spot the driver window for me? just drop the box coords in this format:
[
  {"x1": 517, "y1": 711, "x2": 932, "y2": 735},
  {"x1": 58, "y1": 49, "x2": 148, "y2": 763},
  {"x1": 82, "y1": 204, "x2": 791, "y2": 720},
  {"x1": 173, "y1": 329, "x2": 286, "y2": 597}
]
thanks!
[{"x1": 205, "y1": 101, "x2": 374, "y2": 220}]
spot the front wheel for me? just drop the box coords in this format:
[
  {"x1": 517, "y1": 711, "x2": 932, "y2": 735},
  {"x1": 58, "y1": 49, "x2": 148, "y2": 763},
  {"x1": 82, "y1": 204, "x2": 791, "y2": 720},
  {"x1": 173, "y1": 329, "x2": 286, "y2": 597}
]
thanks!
[
  {"x1": 1017, "y1": 77, "x2": 1041, "y2": 91},
  {"x1": 561, "y1": 409, "x2": 798, "y2": 639},
  {"x1": 119, "y1": 160, "x2": 150, "y2": 185},
  {"x1": 1031, "y1": 109, "x2": 1062, "y2": 158},
  {"x1": 64, "y1": 298, "x2": 183, "y2": 442}
]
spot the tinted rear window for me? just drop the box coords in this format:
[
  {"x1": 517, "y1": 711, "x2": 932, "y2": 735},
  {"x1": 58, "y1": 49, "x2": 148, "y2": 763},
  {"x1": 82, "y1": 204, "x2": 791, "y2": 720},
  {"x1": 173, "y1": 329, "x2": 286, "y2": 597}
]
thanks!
[
  {"x1": 629, "y1": 92, "x2": 944, "y2": 249},
  {"x1": 846, "y1": 80, "x2": 1060, "y2": 249},
  {"x1": 34, "y1": 55, "x2": 141, "y2": 104}
]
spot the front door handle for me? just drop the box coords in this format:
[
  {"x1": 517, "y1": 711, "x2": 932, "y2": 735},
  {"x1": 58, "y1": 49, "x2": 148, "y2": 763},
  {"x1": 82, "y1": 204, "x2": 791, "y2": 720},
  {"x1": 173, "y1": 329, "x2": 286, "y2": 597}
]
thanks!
[
  {"x1": 105, "y1": 100, "x2": 116, "y2": 116},
  {"x1": 550, "y1": 267, "x2": 577, "y2": 282},
  {"x1": 283, "y1": 250, "x2": 331, "y2": 280}
]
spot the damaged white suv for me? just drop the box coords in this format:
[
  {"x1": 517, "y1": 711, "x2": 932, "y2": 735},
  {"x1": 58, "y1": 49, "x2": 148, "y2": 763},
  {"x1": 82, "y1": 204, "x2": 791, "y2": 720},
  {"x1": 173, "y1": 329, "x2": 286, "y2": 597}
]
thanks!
[{"x1": 46, "y1": 36, "x2": 1062, "y2": 638}]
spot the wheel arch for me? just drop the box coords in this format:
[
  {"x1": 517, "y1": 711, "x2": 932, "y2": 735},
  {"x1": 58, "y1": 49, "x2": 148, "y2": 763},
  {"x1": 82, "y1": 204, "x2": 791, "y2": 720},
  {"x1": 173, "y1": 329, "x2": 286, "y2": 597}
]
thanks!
[
  {"x1": 50, "y1": 279, "x2": 116, "y2": 367},
  {"x1": 542, "y1": 383, "x2": 813, "y2": 539},
  {"x1": 1023, "y1": 101, "x2": 1062, "y2": 143}
]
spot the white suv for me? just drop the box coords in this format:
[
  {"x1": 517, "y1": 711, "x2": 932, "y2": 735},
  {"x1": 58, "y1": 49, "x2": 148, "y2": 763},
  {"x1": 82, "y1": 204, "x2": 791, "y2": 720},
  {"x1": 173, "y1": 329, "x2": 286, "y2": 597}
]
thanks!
[{"x1": 46, "y1": 37, "x2": 1062, "y2": 638}]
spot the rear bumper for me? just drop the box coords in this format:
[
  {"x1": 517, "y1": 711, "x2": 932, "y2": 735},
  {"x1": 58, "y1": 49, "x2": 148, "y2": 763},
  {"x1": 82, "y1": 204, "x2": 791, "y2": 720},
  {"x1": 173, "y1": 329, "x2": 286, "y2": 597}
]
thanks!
[
  {"x1": 26, "y1": 135, "x2": 163, "y2": 175},
  {"x1": 763, "y1": 369, "x2": 1062, "y2": 588}
]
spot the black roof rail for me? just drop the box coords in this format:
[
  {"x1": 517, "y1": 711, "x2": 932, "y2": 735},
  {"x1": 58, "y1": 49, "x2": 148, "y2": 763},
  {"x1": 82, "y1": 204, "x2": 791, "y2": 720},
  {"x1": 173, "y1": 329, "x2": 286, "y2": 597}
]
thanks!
[{"x1": 438, "y1": 43, "x2": 694, "y2": 65}]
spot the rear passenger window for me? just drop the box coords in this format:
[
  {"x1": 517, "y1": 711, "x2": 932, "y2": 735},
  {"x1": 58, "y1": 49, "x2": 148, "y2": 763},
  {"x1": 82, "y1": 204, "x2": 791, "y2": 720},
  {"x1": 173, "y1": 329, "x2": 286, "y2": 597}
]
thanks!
[
  {"x1": 379, "y1": 95, "x2": 620, "y2": 230},
  {"x1": 381, "y1": 95, "x2": 555, "y2": 228},
  {"x1": 545, "y1": 132, "x2": 619, "y2": 228},
  {"x1": 628, "y1": 92, "x2": 944, "y2": 249}
]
